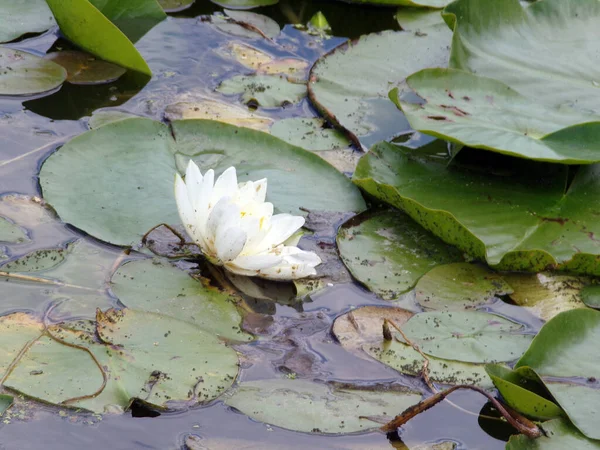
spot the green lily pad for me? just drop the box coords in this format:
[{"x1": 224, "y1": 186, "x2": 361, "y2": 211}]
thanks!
[
  {"x1": 45, "y1": 51, "x2": 127, "y2": 85},
  {"x1": 516, "y1": 309, "x2": 600, "y2": 440},
  {"x1": 504, "y1": 273, "x2": 590, "y2": 321},
  {"x1": 0, "y1": 313, "x2": 44, "y2": 376},
  {"x1": 445, "y1": 0, "x2": 600, "y2": 113},
  {"x1": 5, "y1": 308, "x2": 239, "y2": 413},
  {"x1": 40, "y1": 118, "x2": 365, "y2": 247},
  {"x1": 0, "y1": 48, "x2": 67, "y2": 96},
  {"x1": 213, "y1": 0, "x2": 278, "y2": 9},
  {"x1": 44, "y1": 0, "x2": 157, "y2": 75},
  {"x1": 217, "y1": 74, "x2": 306, "y2": 107},
  {"x1": 223, "y1": 9, "x2": 280, "y2": 38},
  {"x1": 308, "y1": 11, "x2": 451, "y2": 148},
  {"x1": 158, "y1": 0, "x2": 195, "y2": 13},
  {"x1": 506, "y1": 419, "x2": 600, "y2": 450},
  {"x1": 391, "y1": 69, "x2": 600, "y2": 164},
  {"x1": 332, "y1": 306, "x2": 493, "y2": 387},
  {"x1": 0, "y1": 0, "x2": 56, "y2": 43},
  {"x1": 224, "y1": 378, "x2": 421, "y2": 434},
  {"x1": 88, "y1": 109, "x2": 141, "y2": 129},
  {"x1": 581, "y1": 285, "x2": 600, "y2": 310},
  {"x1": 271, "y1": 118, "x2": 351, "y2": 151},
  {"x1": 111, "y1": 259, "x2": 252, "y2": 342},
  {"x1": 415, "y1": 263, "x2": 512, "y2": 311},
  {"x1": 343, "y1": 0, "x2": 449, "y2": 5},
  {"x1": 0, "y1": 217, "x2": 27, "y2": 243},
  {"x1": 353, "y1": 141, "x2": 600, "y2": 275},
  {"x1": 337, "y1": 210, "x2": 462, "y2": 300},
  {"x1": 399, "y1": 311, "x2": 533, "y2": 363},
  {"x1": 485, "y1": 364, "x2": 563, "y2": 420}
]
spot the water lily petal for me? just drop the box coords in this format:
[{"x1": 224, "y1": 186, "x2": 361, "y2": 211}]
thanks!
[
  {"x1": 215, "y1": 226, "x2": 247, "y2": 262},
  {"x1": 175, "y1": 173, "x2": 200, "y2": 241},
  {"x1": 206, "y1": 197, "x2": 239, "y2": 248},
  {"x1": 260, "y1": 214, "x2": 305, "y2": 249},
  {"x1": 230, "y1": 254, "x2": 283, "y2": 271},
  {"x1": 253, "y1": 178, "x2": 267, "y2": 203},
  {"x1": 256, "y1": 259, "x2": 318, "y2": 280},
  {"x1": 185, "y1": 160, "x2": 203, "y2": 206},
  {"x1": 212, "y1": 167, "x2": 238, "y2": 202}
]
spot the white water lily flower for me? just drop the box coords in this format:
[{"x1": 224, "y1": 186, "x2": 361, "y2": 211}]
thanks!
[{"x1": 174, "y1": 160, "x2": 321, "y2": 280}]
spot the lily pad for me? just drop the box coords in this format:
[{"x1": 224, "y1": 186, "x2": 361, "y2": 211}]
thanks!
[
  {"x1": 217, "y1": 74, "x2": 306, "y2": 107},
  {"x1": 337, "y1": 210, "x2": 462, "y2": 300},
  {"x1": 224, "y1": 378, "x2": 421, "y2": 433},
  {"x1": 391, "y1": 69, "x2": 600, "y2": 164},
  {"x1": 213, "y1": 0, "x2": 278, "y2": 9},
  {"x1": 88, "y1": 109, "x2": 141, "y2": 129},
  {"x1": 0, "y1": 0, "x2": 56, "y2": 43},
  {"x1": 332, "y1": 306, "x2": 493, "y2": 387},
  {"x1": 271, "y1": 118, "x2": 351, "y2": 151},
  {"x1": 485, "y1": 364, "x2": 563, "y2": 420},
  {"x1": 0, "y1": 395, "x2": 13, "y2": 415},
  {"x1": 223, "y1": 9, "x2": 280, "y2": 38},
  {"x1": 45, "y1": 51, "x2": 127, "y2": 85},
  {"x1": 308, "y1": 12, "x2": 451, "y2": 148},
  {"x1": 111, "y1": 259, "x2": 252, "y2": 341},
  {"x1": 353, "y1": 141, "x2": 600, "y2": 274},
  {"x1": 504, "y1": 273, "x2": 590, "y2": 321},
  {"x1": 158, "y1": 0, "x2": 195, "y2": 12},
  {"x1": 506, "y1": 419, "x2": 600, "y2": 450},
  {"x1": 164, "y1": 100, "x2": 273, "y2": 131},
  {"x1": 0, "y1": 313, "x2": 44, "y2": 376},
  {"x1": 581, "y1": 285, "x2": 600, "y2": 310},
  {"x1": 223, "y1": 42, "x2": 272, "y2": 70},
  {"x1": 415, "y1": 263, "x2": 512, "y2": 311},
  {"x1": 5, "y1": 308, "x2": 239, "y2": 413},
  {"x1": 343, "y1": 0, "x2": 449, "y2": 5},
  {"x1": 0, "y1": 217, "x2": 27, "y2": 243},
  {"x1": 257, "y1": 58, "x2": 309, "y2": 81},
  {"x1": 0, "y1": 48, "x2": 67, "y2": 96},
  {"x1": 445, "y1": 0, "x2": 600, "y2": 113},
  {"x1": 44, "y1": 0, "x2": 155, "y2": 75},
  {"x1": 399, "y1": 311, "x2": 533, "y2": 363},
  {"x1": 40, "y1": 118, "x2": 365, "y2": 246},
  {"x1": 516, "y1": 309, "x2": 600, "y2": 440}
]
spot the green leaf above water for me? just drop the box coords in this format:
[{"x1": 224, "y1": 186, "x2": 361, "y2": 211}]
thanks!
[
  {"x1": 0, "y1": 47, "x2": 67, "y2": 96},
  {"x1": 353, "y1": 141, "x2": 600, "y2": 275},
  {"x1": 516, "y1": 309, "x2": 600, "y2": 440},
  {"x1": 217, "y1": 74, "x2": 306, "y2": 107},
  {"x1": 391, "y1": 69, "x2": 600, "y2": 164},
  {"x1": 337, "y1": 210, "x2": 462, "y2": 300},
  {"x1": 40, "y1": 118, "x2": 365, "y2": 247},
  {"x1": 0, "y1": 0, "x2": 56, "y2": 43},
  {"x1": 399, "y1": 311, "x2": 532, "y2": 363},
  {"x1": 111, "y1": 259, "x2": 252, "y2": 342},
  {"x1": 224, "y1": 378, "x2": 421, "y2": 434}
]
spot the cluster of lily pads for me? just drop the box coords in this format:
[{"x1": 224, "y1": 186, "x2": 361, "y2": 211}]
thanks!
[{"x1": 1, "y1": 0, "x2": 600, "y2": 448}]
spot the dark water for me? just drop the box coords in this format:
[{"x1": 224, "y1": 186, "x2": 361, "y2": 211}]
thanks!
[{"x1": 0, "y1": 1, "x2": 517, "y2": 448}]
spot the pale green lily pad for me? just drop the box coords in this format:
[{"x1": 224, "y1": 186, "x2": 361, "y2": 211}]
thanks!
[
  {"x1": 111, "y1": 259, "x2": 252, "y2": 342},
  {"x1": 0, "y1": 313, "x2": 44, "y2": 378},
  {"x1": 0, "y1": 48, "x2": 67, "y2": 96},
  {"x1": 271, "y1": 118, "x2": 351, "y2": 151},
  {"x1": 504, "y1": 273, "x2": 590, "y2": 321},
  {"x1": 223, "y1": 9, "x2": 280, "y2": 38},
  {"x1": 41, "y1": 118, "x2": 365, "y2": 247},
  {"x1": 353, "y1": 142, "x2": 600, "y2": 275},
  {"x1": 309, "y1": 12, "x2": 451, "y2": 148},
  {"x1": 485, "y1": 364, "x2": 563, "y2": 420},
  {"x1": 445, "y1": 0, "x2": 600, "y2": 113},
  {"x1": 217, "y1": 75, "x2": 306, "y2": 107},
  {"x1": 158, "y1": 0, "x2": 195, "y2": 12},
  {"x1": 0, "y1": 217, "x2": 27, "y2": 243},
  {"x1": 392, "y1": 69, "x2": 600, "y2": 164},
  {"x1": 0, "y1": 0, "x2": 56, "y2": 43},
  {"x1": 337, "y1": 210, "x2": 462, "y2": 300},
  {"x1": 506, "y1": 419, "x2": 600, "y2": 450},
  {"x1": 224, "y1": 378, "x2": 421, "y2": 434},
  {"x1": 516, "y1": 309, "x2": 600, "y2": 440},
  {"x1": 415, "y1": 263, "x2": 512, "y2": 311},
  {"x1": 399, "y1": 311, "x2": 533, "y2": 363},
  {"x1": 5, "y1": 308, "x2": 238, "y2": 413},
  {"x1": 45, "y1": 51, "x2": 127, "y2": 85}
]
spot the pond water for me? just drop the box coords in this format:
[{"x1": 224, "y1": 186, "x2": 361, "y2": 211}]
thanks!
[{"x1": 0, "y1": 1, "x2": 522, "y2": 448}]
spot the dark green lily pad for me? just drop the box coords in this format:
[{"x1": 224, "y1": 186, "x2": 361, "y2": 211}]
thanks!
[
  {"x1": 506, "y1": 419, "x2": 600, "y2": 450},
  {"x1": 485, "y1": 364, "x2": 563, "y2": 420},
  {"x1": 415, "y1": 263, "x2": 512, "y2": 311},
  {"x1": 399, "y1": 311, "x2": 533, "y2": 363},
  {"x1": 111, "y1": 259, "x2": 252, "y2": 341},
  {"x1": 353, "y1": 141, "x2": 600, "y2": 275},
  {"x1": 224, "y1": 378, "x2": 421, "y2": 433},
  {"x1": 391, "y1": 69, "x2": 600, "y2": 164},
  {"x1": 217, "y1": 74, "x2": 306, "y2": 107},
  {"x1": 337, "y1": 210, "x2": 462, "y2": 300},
  {"x1": 0, "y1": 0, "x2": 56, "y2": 43},
  {"x1": 581, "y1": 285, "x2": 600, "y2": 310},
  {"x1": 0, "y1": 395, "x2": 13, "y2": 415},
  {"x1": 45, "y1": 51, "x2": 127, "y2": 85},
  {"x1": 40, "y1": 118, "x2": 365, "y2": 246},
  {"x1": 445, "y1": 0, "x2": 600, "y2": 113},
  {"x1": 516, "y1": 309, "x2": 600, "y2": 440},
  {"x1": 308, "y1": 11, "x2": 451, "y2": 148},
  {"x1": 0, "y1": 48, "x2": 67, "y2": 96}
]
